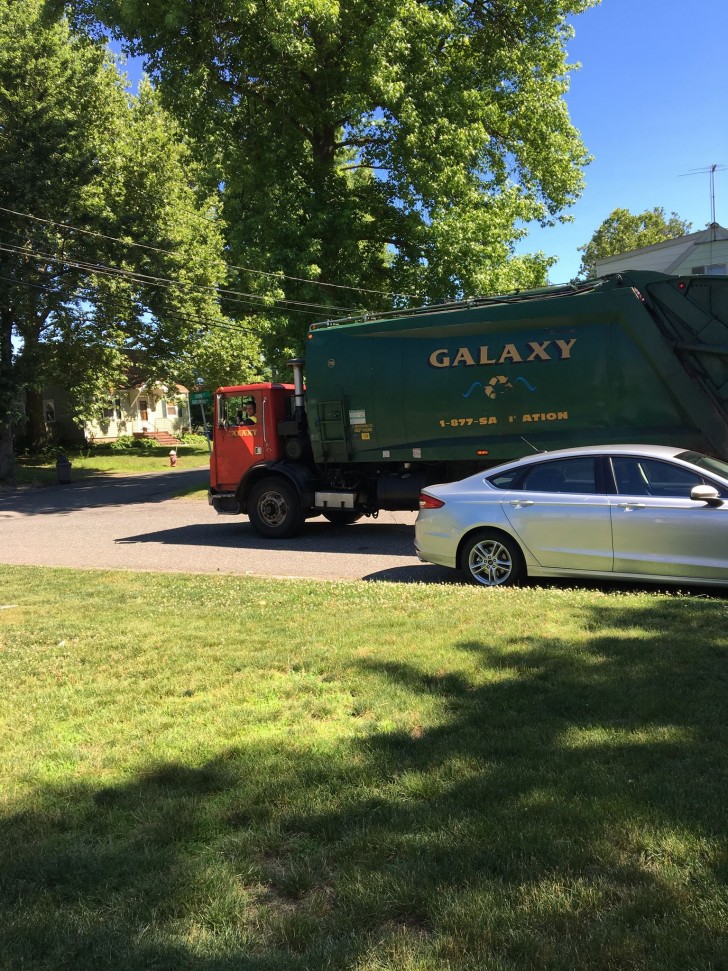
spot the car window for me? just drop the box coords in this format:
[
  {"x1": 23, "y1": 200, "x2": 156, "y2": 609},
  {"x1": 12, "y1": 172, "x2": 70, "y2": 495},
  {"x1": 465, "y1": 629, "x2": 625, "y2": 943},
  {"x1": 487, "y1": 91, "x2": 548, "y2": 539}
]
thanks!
[
  {"x1": 677, "y1": 451, "x2": 728, "y2": 480},
  {"x1": 487, "y1": 468, "x2": 526, "y2": 490},
  {"x1": 612, "y1": 457, "x2": 705, "y2": 498},
  {"x1": 520, "y1": 458, "x2": 598, "y2": 494}
]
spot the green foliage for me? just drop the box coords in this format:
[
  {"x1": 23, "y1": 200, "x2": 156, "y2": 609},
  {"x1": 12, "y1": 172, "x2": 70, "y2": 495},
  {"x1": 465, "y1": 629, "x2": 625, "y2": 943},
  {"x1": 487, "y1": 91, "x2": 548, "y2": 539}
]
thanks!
[
  {"x1": 577, "y1": 207, "x2": 693, "y2": 280},
  {"x1": 0, "y1": 0, "x2": 263, "y2": 477},
  {"x1": 108, "y1": 434, "x2": 156, "y2": 449},
  {"x1": 177, "y1": 432, "x2": 210, "y2": 448},
  {"x1": 66, "y1": 0, "x2": 595, "y2": 366}
]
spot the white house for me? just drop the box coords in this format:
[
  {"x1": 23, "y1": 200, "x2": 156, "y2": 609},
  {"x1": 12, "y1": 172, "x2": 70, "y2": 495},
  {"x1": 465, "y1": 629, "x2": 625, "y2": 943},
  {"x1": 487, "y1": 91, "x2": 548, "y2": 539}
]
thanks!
[
  {"x1": 596, "y1": 223, "x2": 728, "y2": 278},
  {"x1": 85, "y1": 382, "x2": 191, "y2": 444}
]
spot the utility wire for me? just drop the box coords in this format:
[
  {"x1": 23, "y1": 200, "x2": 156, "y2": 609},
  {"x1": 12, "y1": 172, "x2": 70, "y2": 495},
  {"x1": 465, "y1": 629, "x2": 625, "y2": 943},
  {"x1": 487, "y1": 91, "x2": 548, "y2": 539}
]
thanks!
[
  {"x1": 0, "y1": 230, "x2": 350, "y2": 314},
  {"x1": 0, "y1": 273, "x2": 265, "y2": 336},
  {"x1": 0, "y1": 241, "x2": 327, "y2": 318},
  {"x1": 0, "y1": 204, "x2": 417, "y2": 302}
]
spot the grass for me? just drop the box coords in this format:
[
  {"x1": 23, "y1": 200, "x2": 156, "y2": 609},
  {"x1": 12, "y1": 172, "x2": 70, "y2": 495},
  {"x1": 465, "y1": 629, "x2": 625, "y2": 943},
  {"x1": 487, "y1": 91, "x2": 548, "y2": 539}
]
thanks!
[
  {"x1": 12, "y1": 444, "x2": 210, "y2": 486},
  {"x1": 1, "y1": 565, "x2": 727, "y2": 970}
]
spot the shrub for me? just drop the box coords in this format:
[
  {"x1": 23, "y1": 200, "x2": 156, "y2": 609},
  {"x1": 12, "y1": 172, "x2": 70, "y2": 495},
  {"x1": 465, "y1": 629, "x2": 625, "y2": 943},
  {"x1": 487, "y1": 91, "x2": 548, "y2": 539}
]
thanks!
[
  {"x1": 109, "y1": 435, "x2": 159, "y2": 451},
  {"x1": 178, "y1": 433, "x2": 210, "y2": 448}
]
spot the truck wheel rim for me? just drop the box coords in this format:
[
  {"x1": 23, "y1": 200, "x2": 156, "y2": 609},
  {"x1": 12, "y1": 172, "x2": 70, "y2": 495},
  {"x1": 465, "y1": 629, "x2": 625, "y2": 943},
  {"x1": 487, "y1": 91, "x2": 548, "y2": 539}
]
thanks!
[
  {"x1": 258, "y1": 491, "x2": 288, "y2": 527},
  {"x1": 468, "y1": 539, "x2": 512, "y2": 586}
]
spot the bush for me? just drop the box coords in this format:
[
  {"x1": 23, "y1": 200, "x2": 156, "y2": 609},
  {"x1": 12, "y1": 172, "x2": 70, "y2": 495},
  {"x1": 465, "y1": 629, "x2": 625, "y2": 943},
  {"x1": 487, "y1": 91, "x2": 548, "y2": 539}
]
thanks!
[
  {"x1": 178, "y1": 433, "x2": 210, "y2": 448},
  {"x1": 109, "y1": 435, "x2": 159, "y2": 451}
]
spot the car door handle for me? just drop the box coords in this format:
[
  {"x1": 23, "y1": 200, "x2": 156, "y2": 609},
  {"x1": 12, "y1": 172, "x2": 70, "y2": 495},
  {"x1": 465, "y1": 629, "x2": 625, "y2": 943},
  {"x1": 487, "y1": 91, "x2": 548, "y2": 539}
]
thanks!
[
  {"x1": 509, "y1": 500, "x2": 534, "y2": 507},
  {"x1": 617, "y1": 502, "x2": 646, "y2": 509}
]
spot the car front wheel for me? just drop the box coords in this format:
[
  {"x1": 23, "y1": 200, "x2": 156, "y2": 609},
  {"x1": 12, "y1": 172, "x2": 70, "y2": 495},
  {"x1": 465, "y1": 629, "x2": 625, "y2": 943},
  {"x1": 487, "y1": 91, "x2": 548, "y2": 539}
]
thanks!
[{"x1": 461, "y1": 531, "x2": 524, "y2": 587}]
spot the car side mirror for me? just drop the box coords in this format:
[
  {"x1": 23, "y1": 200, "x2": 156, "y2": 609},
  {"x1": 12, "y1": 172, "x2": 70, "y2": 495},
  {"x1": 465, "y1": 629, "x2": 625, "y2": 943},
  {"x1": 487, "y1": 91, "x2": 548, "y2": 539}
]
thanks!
[{"x1": 690, "y1": 484, "x2": 723, "y2": 506}]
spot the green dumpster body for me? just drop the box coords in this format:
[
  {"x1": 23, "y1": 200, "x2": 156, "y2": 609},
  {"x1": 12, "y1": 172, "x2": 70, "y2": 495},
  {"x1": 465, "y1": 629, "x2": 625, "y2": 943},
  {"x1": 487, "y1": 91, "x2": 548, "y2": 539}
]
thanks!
[{"x1": 305, "y1": 271, "x2": 728, "y2": 467}]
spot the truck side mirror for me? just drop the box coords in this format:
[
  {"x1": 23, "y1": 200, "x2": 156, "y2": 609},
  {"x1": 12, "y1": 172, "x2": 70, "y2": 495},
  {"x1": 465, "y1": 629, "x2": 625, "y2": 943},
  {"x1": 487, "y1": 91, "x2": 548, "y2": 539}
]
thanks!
[{"x1": 690, "y1": 484, "x2": 723, "y2": 506}]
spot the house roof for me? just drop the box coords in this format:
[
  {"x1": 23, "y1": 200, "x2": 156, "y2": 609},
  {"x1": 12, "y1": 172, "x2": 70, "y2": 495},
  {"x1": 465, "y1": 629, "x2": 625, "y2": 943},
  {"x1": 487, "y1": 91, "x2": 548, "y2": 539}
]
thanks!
[{"x1": 596, "y1": 223, "x2": 728, "y2": 275}]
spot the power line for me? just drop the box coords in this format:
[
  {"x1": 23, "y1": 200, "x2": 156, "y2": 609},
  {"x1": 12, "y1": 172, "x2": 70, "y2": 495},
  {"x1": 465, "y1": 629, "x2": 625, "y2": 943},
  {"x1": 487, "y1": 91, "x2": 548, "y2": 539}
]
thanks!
[
  {"x1": 172, "y1": 203, "x2": 419, "y2": 300},
  {"x1": 0, "y1": 241, "x2": 327, "y2": 318},
  {"x1": 0, "y1": 204, "x2": 417, "y2": 302},
  {"x1": 0, "y1": 229, "x2": 348, "y2": 314},
  {"x1": 0, "y1": 272, "x2": 264, "y2": 337}
]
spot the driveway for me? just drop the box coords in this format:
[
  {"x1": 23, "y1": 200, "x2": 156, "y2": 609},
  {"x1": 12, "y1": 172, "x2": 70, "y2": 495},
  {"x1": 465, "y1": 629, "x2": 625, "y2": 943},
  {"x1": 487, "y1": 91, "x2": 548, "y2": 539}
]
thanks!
[{"x1": 0, "y1": 468, "x2": 456, "y2": 583}]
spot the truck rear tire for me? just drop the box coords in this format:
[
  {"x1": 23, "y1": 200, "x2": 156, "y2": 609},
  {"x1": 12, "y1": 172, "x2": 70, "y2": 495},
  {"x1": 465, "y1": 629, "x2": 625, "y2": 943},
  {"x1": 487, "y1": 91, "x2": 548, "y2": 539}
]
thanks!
[
  {"x1": 322, "y1": 511, "x2": 363, "y2": 526},
  {"x1": 248, "y1": 478, "x2": 304, "y2": 538}
]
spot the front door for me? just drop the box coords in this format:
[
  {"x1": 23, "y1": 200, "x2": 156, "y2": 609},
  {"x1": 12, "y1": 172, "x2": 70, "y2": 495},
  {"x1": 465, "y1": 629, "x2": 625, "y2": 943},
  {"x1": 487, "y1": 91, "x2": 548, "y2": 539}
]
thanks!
[
  {"x1": 609, "y1": 455, "x2": 728, "y2": 580},
  {"x1": 214, "y1": 391, "x2": 264, "y2": 490}
]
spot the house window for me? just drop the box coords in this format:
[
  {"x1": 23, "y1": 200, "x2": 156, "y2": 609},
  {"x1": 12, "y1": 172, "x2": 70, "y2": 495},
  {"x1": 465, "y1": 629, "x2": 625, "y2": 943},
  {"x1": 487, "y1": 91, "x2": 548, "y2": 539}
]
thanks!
[
  {"x1": 44, "y1": 399, "x2": 56, "y2": 423},
  {"x1": 102, "y1": 396, "x2": 122, "y2": 420},
  {"x1": 165, "y1": 400, "x2": 177, "y2": 418},
  {"x1": 691, "y1": 263, "x2": 728, "y2": 275}
]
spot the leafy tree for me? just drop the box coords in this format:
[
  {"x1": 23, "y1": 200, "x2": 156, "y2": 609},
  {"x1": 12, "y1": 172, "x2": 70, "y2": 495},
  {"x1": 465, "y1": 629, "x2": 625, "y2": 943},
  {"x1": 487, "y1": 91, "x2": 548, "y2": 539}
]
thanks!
[
  {"x1": 65, "y1": 0, "x2": 595, "y2": 364},
  {"x1": 0, "y1": 0, "x2": 262, "y2": 482},
  {"x1": 577, "y1": 207, "x2": 692, "y2": 280}
]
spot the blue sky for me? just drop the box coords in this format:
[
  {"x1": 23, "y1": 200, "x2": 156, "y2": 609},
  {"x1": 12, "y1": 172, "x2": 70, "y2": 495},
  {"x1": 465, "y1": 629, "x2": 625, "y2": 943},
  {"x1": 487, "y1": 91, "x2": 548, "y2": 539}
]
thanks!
[
  {"x1": 116, "y1": 0, "x2": 728, "y2": 286},
  {"x1": 517, "y1": 0, "x2": 728, "y2": 282}
]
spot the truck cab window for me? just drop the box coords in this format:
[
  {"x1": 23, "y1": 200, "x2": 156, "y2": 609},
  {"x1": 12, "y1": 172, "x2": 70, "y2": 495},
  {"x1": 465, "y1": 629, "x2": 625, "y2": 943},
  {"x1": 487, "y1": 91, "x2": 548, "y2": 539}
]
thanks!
[{"x1": 221, "y1": 395, "x2": 258, "y2": 428}]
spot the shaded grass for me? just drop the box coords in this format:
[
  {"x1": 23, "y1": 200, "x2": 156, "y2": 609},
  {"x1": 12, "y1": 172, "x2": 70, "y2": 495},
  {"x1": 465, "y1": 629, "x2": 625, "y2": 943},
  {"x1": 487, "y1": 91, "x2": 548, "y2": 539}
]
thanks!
[
  {"x1": 13, "y1": 446, "x2": 210, "y2": 486},
  {"x1": 1, "y1": 565, "x2": 727, "y2": 970}
]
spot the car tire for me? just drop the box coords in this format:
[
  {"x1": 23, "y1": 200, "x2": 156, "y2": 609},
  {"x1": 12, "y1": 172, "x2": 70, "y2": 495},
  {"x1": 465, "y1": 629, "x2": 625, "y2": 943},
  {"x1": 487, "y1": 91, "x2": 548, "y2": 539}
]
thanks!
[
  {"x1": 460, "y1": 530, "x2": 525, "y2": 587},
  {"x1": 248, "y1": 478, "x2": 304, "y2": 538},
  {"x1": 322, "y1": 511, "x2": 363, "y2": 526}
]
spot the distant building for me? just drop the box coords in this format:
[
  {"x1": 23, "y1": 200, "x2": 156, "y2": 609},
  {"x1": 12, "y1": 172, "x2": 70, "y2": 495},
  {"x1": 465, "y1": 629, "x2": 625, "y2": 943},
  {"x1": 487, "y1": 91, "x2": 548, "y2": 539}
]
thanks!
[
  {"x1": 13, "y1": 379, "x2": 193, "y2": 448},
  {"x1": 85, "y1": 381, "x2": 191, "y2": 445},
  {"x1": 596, "y1": 223, "x2": 728, "y2": 277}
]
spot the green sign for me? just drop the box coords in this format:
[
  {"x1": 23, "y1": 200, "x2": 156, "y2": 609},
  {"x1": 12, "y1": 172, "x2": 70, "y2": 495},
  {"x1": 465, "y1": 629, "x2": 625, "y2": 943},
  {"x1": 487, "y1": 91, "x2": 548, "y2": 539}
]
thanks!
[{"x1": 190, "y1": 391, "x2": 213, "y2": 405}]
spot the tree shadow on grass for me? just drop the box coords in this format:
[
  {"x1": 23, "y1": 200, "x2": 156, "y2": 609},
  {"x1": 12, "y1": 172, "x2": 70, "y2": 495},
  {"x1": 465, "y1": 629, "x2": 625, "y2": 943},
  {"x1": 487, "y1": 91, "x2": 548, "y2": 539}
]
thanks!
[{"x1": 1, "y1": 597, "x2": 727, "y2": 970}]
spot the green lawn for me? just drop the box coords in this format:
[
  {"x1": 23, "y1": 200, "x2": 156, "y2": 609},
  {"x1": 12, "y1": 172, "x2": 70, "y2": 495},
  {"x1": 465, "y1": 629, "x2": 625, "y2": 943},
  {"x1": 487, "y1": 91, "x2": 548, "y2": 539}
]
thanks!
[
  {"x1": 1, "y1": 566, "x2": 727, "y2": 970},
  {"x1": 12, "y1": 444, "x2": 210, "y2": 486}
]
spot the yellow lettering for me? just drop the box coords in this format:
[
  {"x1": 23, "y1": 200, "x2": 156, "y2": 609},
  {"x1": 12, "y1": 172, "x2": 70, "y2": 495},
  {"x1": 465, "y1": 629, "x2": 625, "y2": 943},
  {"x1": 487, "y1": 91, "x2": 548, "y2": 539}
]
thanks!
[
  {"x1": 526, "y1": 341, "x2": 551, "y2": 361},
  {"x1": 497, "y1": 343, "x2": 523, "y2": 364},
  {"x1": 555, "y1": 338, "x2": 576, "y2": 359},
  {"x1": 452, "y1": 347, "x2": 476, "y2": 367},
  {"x1": 479, "y1": 346, "x2": 497, "y2": 365},
  {"x1": 429, "y1": 348, "x2": 450, "y2": 367}
]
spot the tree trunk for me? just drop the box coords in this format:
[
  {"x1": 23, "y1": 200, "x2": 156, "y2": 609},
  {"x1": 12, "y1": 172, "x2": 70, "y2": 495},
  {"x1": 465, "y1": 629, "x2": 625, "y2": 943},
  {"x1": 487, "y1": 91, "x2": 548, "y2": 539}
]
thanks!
[
  {"x1": 0, "y1": 420, "x2": 14, "y2": 485},
  {"x1": 26, "y1": 387, "x2": 49, "y2": 452}
]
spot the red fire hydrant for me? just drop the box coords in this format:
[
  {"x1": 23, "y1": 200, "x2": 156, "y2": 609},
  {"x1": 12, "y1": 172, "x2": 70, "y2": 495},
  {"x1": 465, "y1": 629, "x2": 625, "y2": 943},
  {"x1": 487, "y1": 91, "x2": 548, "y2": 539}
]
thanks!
[{"x1": 169, "y1": 449, "x2": 177, "y2": 467}]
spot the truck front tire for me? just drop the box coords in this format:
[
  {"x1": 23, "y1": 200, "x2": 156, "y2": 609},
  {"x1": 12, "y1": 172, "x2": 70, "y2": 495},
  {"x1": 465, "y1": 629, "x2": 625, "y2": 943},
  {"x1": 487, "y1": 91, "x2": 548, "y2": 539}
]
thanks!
[{"x1": 248, "y1": 478, "x2": 304, "y2": 538}]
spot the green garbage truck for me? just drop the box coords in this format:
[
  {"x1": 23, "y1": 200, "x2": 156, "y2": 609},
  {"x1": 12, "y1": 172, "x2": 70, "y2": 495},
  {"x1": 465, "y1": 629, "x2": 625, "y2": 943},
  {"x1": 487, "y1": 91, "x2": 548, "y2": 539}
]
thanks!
[{"x1": 209, "y1": 270, "x2": 728, "y2": 537}]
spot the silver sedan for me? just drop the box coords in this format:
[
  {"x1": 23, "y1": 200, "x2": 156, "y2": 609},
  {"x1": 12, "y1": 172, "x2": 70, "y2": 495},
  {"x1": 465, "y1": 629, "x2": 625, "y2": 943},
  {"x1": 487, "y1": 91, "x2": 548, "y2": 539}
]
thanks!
[{"x1": 415, "y1": 444, "x2": 728, "y2": 588}]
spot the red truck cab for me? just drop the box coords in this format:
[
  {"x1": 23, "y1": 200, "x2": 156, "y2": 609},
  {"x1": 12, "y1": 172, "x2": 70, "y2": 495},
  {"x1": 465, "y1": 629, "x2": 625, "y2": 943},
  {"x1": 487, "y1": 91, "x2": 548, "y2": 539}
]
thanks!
[{"x1": 209, "y1": 382, "x2": 297, "y2": 510}]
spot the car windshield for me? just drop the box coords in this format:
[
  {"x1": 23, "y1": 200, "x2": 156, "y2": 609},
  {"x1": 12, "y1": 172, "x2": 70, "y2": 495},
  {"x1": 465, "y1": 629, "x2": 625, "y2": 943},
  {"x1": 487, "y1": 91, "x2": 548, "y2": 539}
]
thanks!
[{"x1": 677, "y1": 451, "x2": 728, "y2": 479}]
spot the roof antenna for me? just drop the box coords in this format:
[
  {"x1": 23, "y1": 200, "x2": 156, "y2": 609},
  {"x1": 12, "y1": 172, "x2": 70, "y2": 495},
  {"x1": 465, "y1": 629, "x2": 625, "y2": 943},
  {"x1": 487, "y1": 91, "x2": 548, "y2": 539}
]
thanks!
[
  {"x1": 680, "y1": 163, "x2": 726, "y2": 231},
  {"x1": 520, "y1": 436, "x2": 542, "y2": 454}
]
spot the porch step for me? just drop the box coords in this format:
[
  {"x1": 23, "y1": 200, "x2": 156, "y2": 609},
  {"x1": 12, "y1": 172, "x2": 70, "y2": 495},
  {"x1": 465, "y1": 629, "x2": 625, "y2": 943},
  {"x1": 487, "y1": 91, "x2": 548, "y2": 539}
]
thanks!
[{"x1": 133, "y1": 431, "x2": 182, "y2": 447}]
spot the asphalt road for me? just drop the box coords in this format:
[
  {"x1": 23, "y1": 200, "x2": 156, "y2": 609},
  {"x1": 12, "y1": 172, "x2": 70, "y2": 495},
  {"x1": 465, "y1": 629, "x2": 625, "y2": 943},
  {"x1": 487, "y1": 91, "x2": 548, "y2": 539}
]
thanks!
[{"x1": 0, "y1": 468, "x2": 458, "y2": 584}]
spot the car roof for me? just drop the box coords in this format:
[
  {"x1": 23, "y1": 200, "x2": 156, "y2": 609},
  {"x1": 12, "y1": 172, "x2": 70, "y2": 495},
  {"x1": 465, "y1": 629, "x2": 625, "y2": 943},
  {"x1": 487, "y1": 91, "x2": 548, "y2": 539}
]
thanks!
[{"x1": 481, "y1": 444, "x2": 699, "y2": 476}]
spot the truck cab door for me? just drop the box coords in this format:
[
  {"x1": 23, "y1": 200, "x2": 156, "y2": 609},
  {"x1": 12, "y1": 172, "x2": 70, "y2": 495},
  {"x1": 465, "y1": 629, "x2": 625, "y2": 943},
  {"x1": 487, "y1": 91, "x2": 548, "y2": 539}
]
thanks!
[{"x1": 213, "y1": 391, "x2": 264, "y2": 490}]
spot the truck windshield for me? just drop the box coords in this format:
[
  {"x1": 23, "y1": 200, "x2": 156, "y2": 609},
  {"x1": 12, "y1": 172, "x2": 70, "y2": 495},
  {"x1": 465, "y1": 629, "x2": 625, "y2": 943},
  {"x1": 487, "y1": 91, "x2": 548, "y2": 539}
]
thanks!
[
  {"x1": 677, "y1": 451, "x2": 728, "y2": 479},
  {"x1": 220, "y1": 394, "x2": 258, "y2": 426}
]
